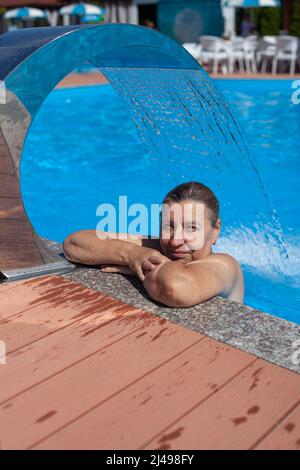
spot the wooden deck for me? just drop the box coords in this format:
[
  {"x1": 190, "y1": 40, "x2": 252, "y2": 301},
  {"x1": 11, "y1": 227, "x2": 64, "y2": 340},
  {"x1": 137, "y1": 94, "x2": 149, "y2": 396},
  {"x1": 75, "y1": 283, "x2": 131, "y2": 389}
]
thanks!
[
  {"x1": 0, "y1": 129, "x2": 44, "y2": 269},
  {"x1": 0, "y1": 274, "x2": 299, "y2": 450},
  {"x1": 56, "y1": 71, "x2": 300, "y2": 90}
]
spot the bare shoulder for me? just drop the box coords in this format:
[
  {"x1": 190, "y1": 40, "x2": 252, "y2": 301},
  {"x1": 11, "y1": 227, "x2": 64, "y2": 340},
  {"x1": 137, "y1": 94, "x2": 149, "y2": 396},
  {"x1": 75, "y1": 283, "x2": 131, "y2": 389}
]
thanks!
[
  {"x1": 185, "y1": 253, "x2": 244, "y2": 304},
  {"x1": 210, "y1": 253, "x2": 244, "y2": 304},
  {"x1": 186, "y1": 252, "x2": 240, "y2": 272},
  {"x1": 208, "y1": 253, "x2": 242, "y2": 273}
]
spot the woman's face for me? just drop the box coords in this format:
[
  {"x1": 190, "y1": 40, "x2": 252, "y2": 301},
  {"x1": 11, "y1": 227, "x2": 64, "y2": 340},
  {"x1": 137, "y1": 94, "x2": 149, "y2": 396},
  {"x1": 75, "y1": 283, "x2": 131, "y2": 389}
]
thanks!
[{"x1": 159, "y1": 199, "x2": 221, "y2": 262}]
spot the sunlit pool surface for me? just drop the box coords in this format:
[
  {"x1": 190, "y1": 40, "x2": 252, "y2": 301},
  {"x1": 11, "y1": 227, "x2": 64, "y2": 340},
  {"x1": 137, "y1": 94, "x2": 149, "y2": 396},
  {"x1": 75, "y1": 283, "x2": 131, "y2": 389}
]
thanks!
[{"x1": 21, "y1": 78, "x2": 300, "y2": 324}]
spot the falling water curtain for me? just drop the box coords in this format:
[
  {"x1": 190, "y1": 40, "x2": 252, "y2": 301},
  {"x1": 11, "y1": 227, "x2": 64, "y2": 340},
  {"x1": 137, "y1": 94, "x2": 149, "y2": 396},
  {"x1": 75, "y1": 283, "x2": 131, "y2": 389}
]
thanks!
[{"x1": 104, "y1": 0, "x2": 138, "y2": 24}]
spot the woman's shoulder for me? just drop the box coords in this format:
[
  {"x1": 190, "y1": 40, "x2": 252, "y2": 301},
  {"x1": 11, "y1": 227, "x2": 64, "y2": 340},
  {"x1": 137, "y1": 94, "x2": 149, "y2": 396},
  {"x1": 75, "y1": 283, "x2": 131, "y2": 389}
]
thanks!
[
  {"x1": 210, "y1": 252, "x2": 241, "y2": 269},
  {"x1": 191, "y1": 252, "x2": 243, "y2": 284},
  {"x1": 185, "y1": 252, "x2": 243, "y2": 282},
  {"x1": 210, "y1": 253, "x2": 244, "y2": 303},
  {"x1": 185, "y1": 252, "x2": 244, "y2": 303}
]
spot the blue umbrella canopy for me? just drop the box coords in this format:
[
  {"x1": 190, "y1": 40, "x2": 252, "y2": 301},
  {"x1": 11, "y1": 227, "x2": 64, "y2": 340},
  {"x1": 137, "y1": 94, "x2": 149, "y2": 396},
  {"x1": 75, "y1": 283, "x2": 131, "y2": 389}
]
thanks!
[
  {"x1": 59, "y1": 2, "x2": 104, "y2": 16},
  {"x1": 4, "y1": 6, "x2": 47, "y2": 19},
  {"x1": 226, "y1": 0, "x2": 280, "y2": 6}
]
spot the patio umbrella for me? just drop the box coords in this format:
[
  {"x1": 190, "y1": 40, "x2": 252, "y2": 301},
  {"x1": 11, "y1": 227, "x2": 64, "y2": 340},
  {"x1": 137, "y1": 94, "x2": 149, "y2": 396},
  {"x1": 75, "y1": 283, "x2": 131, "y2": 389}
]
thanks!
[
  {"x1": 59, "y1": 2, "x2": 104, "y2": 17},
  {"x1": 226, "y1": 0, "x2": 280, "y2": 6},
  {"x1": 4, "y1": 6, "x2": 47, "y2": 20}
]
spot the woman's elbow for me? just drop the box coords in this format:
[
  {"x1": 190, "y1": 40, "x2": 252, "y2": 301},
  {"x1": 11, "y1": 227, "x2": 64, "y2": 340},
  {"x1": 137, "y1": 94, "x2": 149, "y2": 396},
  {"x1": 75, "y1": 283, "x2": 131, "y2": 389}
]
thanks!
[
  {"x1": 62, "y1": 234, "x2": 81, "y2": 263},
  {"x1": 62, "y1": 237, "x2": 74, "y2": 262},
  {"x1": 159, "y1": 278, "x2": 200, "y2": 308}
]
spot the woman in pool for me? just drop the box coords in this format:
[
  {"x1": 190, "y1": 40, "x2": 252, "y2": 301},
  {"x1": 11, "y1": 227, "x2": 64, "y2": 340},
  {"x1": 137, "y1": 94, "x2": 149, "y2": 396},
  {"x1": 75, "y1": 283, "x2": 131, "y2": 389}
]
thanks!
[{"x1": 63, "y1": 181, "x2": 244, "y2": 307}]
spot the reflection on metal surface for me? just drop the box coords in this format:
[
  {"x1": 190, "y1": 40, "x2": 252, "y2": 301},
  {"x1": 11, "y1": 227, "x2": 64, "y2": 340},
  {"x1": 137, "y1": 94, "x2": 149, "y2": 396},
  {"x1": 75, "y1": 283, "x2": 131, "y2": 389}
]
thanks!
[
  {"x1": 0, "y1": 24, "x2": 199, "y2": 281},
  {"x1": 0, "y1": 259, "x2": 77, "y2": 282}
]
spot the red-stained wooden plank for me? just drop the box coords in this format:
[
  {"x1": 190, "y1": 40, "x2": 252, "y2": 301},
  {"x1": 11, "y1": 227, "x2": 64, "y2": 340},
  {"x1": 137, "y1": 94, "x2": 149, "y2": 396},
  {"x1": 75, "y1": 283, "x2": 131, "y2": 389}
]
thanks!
[
  {"x1": 0, "y1": 144, "x2": 10, "y2": 158},
  {"x1": 0, "y1": 198, "x2": 26, "y2": 220},
  {"x1": 0, "y1": 129, "x2": 44, "y2": 267},
  {"x1": 0, "y1": 275, "x2": 145, "y2": 352},
  {"x1": 0, "y1": 308, "x2": 157, "y2": 404},
  {"x1": 0, "y1": 279, "x2": 27, "y2": 294},
  {"x1": 1, "y1": 275, "x2": 103, "y2": 320},
  {"x1": 31, "y1": 339, "x2": 256, "y2": 450},
  {"x1": 0, "y1": 242, "x2": 44, "y2": 267},
  {"x1": 0, "y1": 175, "x2": 20, "y2": 198},
  {"x1": 0, "y1": 156, "x2": 14, "y2": 175},
  {"x1": 0, "y1": 275, "x2": 122, "y2": 322},
  {"x1": 1, "y1": 274, "x2": 298, "y2": 451},
  {"x1": 0, "y1": 220, "x2": 36, "y2": 243},
  {"x1": 254, "y1": 402, "x2": 300, "y2": 450},
  {"x1": 0, "y1": 318, "x2": 203, "y2": 449},
  {"x1": 0, "y1": 136, "x2": 13, "y2": 161},
  {"x1": 142, "y1": 360, "x2": 300, "y2": 450},
  {"x1": 56, "y1": 72, "x2": 108, "y2": 89}
]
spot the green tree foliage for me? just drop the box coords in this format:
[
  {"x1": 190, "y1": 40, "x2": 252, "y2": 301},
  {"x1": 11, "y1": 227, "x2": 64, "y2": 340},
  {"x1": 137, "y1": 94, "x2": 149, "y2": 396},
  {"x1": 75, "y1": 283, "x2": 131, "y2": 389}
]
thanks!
[
  {"x1": 290, "y1": 0, "x2": 300, "y2": 37},
  {"x1": 254, "y1": 7, "x2": 281, "y2": 36}
]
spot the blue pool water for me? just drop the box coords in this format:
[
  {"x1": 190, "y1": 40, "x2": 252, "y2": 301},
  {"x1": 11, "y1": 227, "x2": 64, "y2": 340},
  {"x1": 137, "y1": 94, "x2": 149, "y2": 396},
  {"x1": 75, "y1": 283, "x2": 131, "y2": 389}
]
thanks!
[{"x1": 21, "y1": 78, "x2": 300, "y2": 323}]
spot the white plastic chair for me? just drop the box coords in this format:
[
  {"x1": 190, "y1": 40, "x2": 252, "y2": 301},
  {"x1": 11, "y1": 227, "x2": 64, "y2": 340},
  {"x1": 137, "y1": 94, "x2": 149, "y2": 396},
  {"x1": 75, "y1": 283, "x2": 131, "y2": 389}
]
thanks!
[
  {"x1": 182, "y1": 42, "x2": 202, "y2": 63},
  {"x1": 199, "y1": 36, "x2": 230, "y2": 74},
  {"x1": 228, "y1": 36, "x2": 245, "y2": 73},
  {"x1": 242, "y1": 36, "x2": 258, "y2": 73},
  {"x1": 257, "y1": 36, "x2": 277, "y2": 73},
  {"x1": 272, "y1": 36, "x2": 298, "y2": 75},
  {"x1": 226, "y1": 36, "x2": 257, "y2": 73}
]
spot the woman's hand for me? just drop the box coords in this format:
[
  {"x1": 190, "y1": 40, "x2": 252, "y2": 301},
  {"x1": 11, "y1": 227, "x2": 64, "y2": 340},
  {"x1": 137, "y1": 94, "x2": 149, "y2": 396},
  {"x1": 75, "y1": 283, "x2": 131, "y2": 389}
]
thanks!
[
  {"x1": 126, "y1": 245, "x2": 170, "y2": 281},
  {"x1": 100, "y1": 265, "x2": 137, "y2": 276},
  {"x1": 99, "y1": 245, "x2": 170, "y2": 281}
]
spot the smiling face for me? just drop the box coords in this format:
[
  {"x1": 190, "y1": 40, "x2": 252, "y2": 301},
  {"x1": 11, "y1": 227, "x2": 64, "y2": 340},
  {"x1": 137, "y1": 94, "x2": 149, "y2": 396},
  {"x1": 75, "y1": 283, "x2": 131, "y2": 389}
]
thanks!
[{"x1": 159, "y1": 199, "x2": 221, "y2": 262}]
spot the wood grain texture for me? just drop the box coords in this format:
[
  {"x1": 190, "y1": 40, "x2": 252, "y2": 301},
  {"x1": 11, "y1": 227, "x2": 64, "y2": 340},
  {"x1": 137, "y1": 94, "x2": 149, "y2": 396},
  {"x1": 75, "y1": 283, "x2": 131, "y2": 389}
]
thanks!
[
  {"x1": 33, "y1": 339, "x2": 255, "y2": 450},
  {"x1": 0, "y1": 129, "x2": 44, "y2": 269},
  {"x1": 0, "y1": 274, "x2": 299, "y2": 450},
  {"x1": 0, "y1": 242, "x2": 44, "y2": 268},
  {"x1": 0, "y1": 198, "x2": 26, "y2": 220},
  {"x1": 142, "y1": 360, "x2": 300, "y2": 450},
  {"x1": 254, "y1": 403, "x2": 300, "y2": 450}
]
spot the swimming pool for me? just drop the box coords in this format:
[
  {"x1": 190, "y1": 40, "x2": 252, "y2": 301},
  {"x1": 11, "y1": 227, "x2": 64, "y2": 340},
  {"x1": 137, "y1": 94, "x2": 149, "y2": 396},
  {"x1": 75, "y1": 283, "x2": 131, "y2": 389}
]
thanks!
[{"x1": 21, "y1": 78, "x2": 300, "y2": 324}]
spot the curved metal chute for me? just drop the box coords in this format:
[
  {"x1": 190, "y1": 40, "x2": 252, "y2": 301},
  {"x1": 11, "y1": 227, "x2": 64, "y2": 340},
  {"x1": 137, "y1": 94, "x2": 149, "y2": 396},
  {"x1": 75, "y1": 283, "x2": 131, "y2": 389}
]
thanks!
[{"x1": 0, "y1": 24, "x2": 200, "y2": 281}]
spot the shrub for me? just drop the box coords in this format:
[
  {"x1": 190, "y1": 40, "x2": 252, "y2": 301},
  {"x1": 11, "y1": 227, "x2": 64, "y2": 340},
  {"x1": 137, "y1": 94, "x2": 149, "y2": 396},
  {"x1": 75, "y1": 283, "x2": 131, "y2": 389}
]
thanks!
[
  {"x1": 254, "y1": 7, "x2": 281, "y2": 36},
  {"x1": 290, "y1": 0, "x2": 300, "y2": 37}
]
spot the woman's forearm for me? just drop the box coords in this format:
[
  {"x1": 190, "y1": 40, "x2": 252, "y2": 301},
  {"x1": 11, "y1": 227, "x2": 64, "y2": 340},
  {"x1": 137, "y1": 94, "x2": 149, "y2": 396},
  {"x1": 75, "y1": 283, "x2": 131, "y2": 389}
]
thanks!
[{"x1": 63, "y1": 230, "x2": 141, "y2": 266}]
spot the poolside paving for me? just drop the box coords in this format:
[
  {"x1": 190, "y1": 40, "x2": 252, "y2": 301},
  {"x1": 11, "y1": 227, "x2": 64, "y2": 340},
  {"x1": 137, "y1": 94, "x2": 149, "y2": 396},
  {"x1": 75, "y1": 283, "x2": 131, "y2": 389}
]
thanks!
[
  {"x1": 0, "y1": 272, "x2": 300, "y2": 450},
  {"x1": 56, "y1": 71, "x2": 300, "y2": 90}
]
